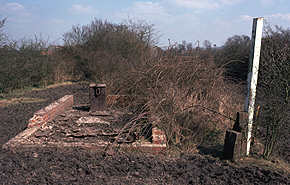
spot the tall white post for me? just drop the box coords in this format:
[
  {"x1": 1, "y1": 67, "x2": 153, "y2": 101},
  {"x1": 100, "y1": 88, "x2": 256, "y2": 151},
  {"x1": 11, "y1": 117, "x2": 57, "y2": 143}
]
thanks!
[{"x1": 245, "y1": 17, "x2": 264, "y2": 156}]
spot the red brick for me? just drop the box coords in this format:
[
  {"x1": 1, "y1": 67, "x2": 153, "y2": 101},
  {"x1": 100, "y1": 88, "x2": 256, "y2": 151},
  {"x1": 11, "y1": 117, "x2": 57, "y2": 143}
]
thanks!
[
  {"x1": 27, "y1": 95, "x2": 73, "y2": 128},
  {"x1": 152, "y1": 127, "x2": 167, "y2": 145}
]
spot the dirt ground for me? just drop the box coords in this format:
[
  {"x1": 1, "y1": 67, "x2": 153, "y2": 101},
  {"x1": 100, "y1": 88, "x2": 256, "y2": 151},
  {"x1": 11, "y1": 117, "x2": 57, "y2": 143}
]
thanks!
[{"x1": 0, "y1": 83, "x2": 289, "y2": 185}]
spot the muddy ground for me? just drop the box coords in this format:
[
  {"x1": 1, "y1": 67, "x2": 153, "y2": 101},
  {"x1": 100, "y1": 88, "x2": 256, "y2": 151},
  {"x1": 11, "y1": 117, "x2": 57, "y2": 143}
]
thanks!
[{"x1": 0, "y1": 83, "x2": 289, "y2": 185}]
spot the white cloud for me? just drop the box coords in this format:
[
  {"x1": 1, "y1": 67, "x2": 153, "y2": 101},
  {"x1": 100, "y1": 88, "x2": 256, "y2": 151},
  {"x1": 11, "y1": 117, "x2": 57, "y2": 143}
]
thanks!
[
  {"x1": 173, "y1": 0, "x2": 219, "y2": 9},
  {"x1": 117, "y1": 2, "x2": 172, "y2": 23},
  {"x1": 0, "y1": 2, "x2": 27, "y2": 14},
  {"x1": 116, "y1": 1, "x2": 247, "y2": 46},
  {"x1": 171, "y1": 0, "x2": 242, "y2": 10},
  {"x1": 240, "y1": 15, "x2": 254, "y2": 21},
  {"x1": 240, "y1": 13, "x2": 290, "y2": 22},
  {"x1": 5, "y1": 2, "x2": 25, "y2": 11},
  {"x1": 70, "y1": 4, "x2": 96, "y2": 14},
  {"x1": 268, "y1": 13, "x2": 290, "y2": 21},
  {"x1": 259, "y1": 0, "x2": 288, "y2": 6},
  {"x1": 0, "y1": 2, "x2": 30, "y2": 22},
  {"x1": 220, "y1": 0, "x2": 242, "y2": 5}
]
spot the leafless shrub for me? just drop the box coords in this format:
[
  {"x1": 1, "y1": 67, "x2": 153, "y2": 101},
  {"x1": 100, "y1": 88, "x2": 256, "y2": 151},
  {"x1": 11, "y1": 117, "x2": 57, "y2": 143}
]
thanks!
[
  {"x1": 1, "y1": 17, "x2": 244, "y2": 152},
  {"x1": 113, "y1": 52, "x2": 243, "y2": 150},
  {"x1": 60, "y1": 19, "x2": 243, "y2": 149},
  {"x1": 257, "y1": 25, "x2": 290, "y2": 159},
  {"x1": 0, "y1": 18, "x2": 8, "y2": 48},
  {"x1": 60, "y1": 19, "x2": 155, "y2": 88},
  {"x1": 214, "y1": 35, "x2": 251, "y2": 81},
  {"x1": 0, "y1": 32, "x2": 55, "y2": 93}
]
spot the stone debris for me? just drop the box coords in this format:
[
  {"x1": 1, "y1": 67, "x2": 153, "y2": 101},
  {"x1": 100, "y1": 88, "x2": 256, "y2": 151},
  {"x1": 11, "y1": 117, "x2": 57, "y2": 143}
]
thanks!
[
  {"x1": 76, "y1": 116, "x2": 111, "y2": 125},
  {"x1": 89, "y1": 110, "x2": 111, "y2": 116},
  {"x1": 3, "y1": 94, "x2": 167, "y2": 153}
]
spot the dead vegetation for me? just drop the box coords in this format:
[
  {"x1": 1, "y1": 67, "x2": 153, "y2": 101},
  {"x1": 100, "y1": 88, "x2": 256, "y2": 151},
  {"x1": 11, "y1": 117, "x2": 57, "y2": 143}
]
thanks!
[
  {"x1": 0, "y1": 17, "x2": 289, "y2": 162},
  {"x1": 110, "y1": 53, "x2": 243, "y2": 150}
]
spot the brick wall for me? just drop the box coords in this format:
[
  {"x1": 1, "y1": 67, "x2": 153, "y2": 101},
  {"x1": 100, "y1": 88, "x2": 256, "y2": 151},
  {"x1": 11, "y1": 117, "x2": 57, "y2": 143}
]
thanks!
[
  {"x1": 152, "y1": 127, "x2": 167, "y2": 145},
  {"x1": 27, "y1": 95, "x2": 74, "y2": 128}
]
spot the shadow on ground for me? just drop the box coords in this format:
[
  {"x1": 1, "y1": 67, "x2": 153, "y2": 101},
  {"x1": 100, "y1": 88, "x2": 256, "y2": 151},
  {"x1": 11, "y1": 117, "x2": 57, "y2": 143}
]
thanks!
[{"x1": 198, "y1": 144, "x2": 224, "y2": 159}]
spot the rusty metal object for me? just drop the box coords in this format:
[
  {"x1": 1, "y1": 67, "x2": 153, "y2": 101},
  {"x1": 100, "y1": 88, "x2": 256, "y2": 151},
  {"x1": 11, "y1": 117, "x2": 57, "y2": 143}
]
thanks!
[{"x1": 89, "y1": 83, "x2": 106, "y2": 112}]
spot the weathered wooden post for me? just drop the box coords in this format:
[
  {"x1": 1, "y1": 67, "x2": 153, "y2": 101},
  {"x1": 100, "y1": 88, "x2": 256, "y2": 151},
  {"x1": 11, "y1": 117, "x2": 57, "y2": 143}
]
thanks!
[
  {"x1": 223, "y1": 112, "x2": 247, "y2": 161},
  {"x1": 89, "y1": 83, "x2": 106, "y2": 112},
  {"x1": 245, "y1": 17, "x2": 264, "y2": 156}
]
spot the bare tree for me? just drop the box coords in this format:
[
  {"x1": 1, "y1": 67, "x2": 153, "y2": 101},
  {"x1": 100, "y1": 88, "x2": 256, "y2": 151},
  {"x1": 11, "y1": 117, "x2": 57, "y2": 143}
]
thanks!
[{"x1": 0, "y1": 18, "x2": 7, "y2": 47}]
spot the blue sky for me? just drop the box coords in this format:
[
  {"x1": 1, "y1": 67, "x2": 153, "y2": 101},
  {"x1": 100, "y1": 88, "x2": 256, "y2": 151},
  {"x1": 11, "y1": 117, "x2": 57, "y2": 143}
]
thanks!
[{"x1": 0, "y1": 0, "x2": 290, "y2": 47}]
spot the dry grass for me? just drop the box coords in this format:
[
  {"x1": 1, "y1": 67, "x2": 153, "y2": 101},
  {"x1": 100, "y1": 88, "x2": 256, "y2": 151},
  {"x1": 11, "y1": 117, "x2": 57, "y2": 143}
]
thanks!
[
  {"x1": 237, "y1": 157, "x2": 290, "y2": 175},
  {"x1": 0, "y1": 97, "x2": 46, "y2": 107},
  {"x1": 32, "y1": 82, "x2": 74, "y2": 90},
  {"x1": 0, "y1": 82, "x2": 77, "y2": 100}
]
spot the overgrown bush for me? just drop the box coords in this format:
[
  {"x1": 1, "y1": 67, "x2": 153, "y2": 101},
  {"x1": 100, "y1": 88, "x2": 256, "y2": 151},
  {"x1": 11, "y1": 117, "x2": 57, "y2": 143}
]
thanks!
[
  {"x1": 0, "y1": 19, "x2": 55, "y2": 94},
  {"x1": 214, "y1": 35, "x2": 251, "y2": 81},
  {"x1": 213, "y1": 25, "x2": 289, "y2": 160},
  {"x1": 58, "y1": 19, "x2": 155, "y2": 85},
  {"x1": 257, "y1": 25, "x2": 290, "y2": 160},
  {"x1": 58, "y1": 19, "x2": 243, "y2": 149},
  {"x1": 111, "y1": 51, "x2": 242, "y2": 149},
  {"x1": 0, "y1": 17, "x2": 256, "y2": 152}
]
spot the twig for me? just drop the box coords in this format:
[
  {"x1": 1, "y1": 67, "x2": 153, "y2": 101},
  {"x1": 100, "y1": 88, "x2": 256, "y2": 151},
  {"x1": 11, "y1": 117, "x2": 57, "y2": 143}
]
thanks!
[
  {"x1": 104, "y1": 111, "x2": 148, "y2": 155},
  {"x1": 182, "y1": 104, "x2": 235, "y2": 122}
]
